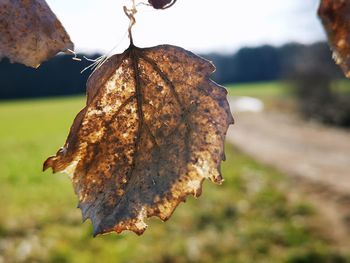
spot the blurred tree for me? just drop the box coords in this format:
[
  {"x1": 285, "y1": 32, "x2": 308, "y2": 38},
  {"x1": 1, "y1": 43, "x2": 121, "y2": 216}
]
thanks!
[
  {"x1": 0, "y1": 55, "x2": 99, "y2": 99},
  {"x1": 0, "y1": 42, "x2": 345, "y2": 101},
  {"x1": 290, "y1": 43, "x2": 350, "y2": 127}
]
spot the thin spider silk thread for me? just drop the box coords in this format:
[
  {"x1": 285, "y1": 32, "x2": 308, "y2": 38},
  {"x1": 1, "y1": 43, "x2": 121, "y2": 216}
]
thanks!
[
  {"x1": 80, "y1": 29, "x2": 129, "y2": 74},
  {"x1": 81, "y1": 0, "x2": 137, "y2": 73}
]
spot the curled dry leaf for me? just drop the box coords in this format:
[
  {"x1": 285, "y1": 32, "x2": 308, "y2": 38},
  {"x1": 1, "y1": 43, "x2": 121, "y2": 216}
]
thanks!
[
  {"x1": 0, "y1": 0, "x2": 73, "y2": 68},
  {"x1": 148, "y1": 0, "x2": 177, "y2": 9},
  {"x1": 44, "y1": 44, "x2": 233, "y2": 236},
  {"x1": 318, "y1": 0, "x2": 350, "y2": 77}
]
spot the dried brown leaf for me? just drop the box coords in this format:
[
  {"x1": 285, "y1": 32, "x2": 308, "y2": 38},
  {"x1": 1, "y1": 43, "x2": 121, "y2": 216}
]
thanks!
[
  {"x1": 0, "y1": 0, "x2": 73, "y2": 68},
  {"x1": 318, "y1": 0, "x2": 350, "y2": 77},
  {"x1": 44, "y1": 44, "x2": 233, "y2": 236}
]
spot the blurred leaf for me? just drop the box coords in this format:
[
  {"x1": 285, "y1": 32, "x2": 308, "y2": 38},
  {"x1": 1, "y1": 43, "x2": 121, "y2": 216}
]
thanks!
[
  {"x1": 0, "y1": 0, "x2": 73, "y2": 68},
  {"x1": 319, "y1": 0, "x2": 350, "y2": 77},
  {"x1": 44, "y1": 44, "x2": 233, "y2": 236}
]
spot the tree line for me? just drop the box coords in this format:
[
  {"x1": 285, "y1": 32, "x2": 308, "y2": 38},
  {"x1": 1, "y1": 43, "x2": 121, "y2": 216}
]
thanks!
[{"x1": 0, "y1": 42, "x2": 342, "y2": 100}]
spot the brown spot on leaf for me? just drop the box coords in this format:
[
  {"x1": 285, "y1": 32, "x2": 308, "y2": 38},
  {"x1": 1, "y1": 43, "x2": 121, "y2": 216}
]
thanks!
[
  {"x1": 319, "y1": 0, "x2": 350, "y2": 77},
  {"x1": 44, "y1": 44, "x2": 234, "y2": 236},
  {"x1": 0, "y1": 0, "x2": 73, "y2": 68}
]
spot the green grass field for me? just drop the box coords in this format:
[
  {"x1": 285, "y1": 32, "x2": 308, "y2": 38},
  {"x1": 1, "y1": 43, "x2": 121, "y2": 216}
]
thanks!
[
  {"x1": 227, "y1": 80, "x2": 350, "y2": 113},
  {"x1": 0, "y1": 94, "x2": 348, "y2": 262},
  {"x1": 226, "y1": 82, "x2": 296, "y2": 112},
  {"x1": 227, "y1": 82, "x2": 292, "y2": 99},
  {"x1": 227, "y1": 80, "x2": 350, "y2": 98}
]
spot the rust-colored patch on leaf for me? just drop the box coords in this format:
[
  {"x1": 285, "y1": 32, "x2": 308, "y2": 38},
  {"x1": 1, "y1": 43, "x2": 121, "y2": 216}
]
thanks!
[
  {"x1": 0, "y1": 0, "x2": 73, "y2": 68},
  {"x1": 44, "y1": 44, "x2": 233, "y2": 236},
  {"x1": 319, "y1": 0, "x2": 350, "y2": 77}
]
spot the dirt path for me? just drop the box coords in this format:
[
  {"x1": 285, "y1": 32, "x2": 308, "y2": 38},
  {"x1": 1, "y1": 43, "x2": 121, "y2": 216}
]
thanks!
[
  {"x1": 226, "y1": 107, "x2": 350, "y2": 249},
  {"x1": 226, "y1": 110, "x2": 350, "y2": 195}
]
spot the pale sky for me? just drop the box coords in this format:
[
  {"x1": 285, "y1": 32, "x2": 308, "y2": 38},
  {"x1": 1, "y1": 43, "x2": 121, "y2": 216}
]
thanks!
[{"x1": 46, "y1": 0, "x2": 326, "y2": 55}]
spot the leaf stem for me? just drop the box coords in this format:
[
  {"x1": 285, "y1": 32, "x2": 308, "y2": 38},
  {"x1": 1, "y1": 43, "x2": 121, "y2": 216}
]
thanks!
[{"x1": 123, "y1": 0, "x2": 137, "y2": 45}]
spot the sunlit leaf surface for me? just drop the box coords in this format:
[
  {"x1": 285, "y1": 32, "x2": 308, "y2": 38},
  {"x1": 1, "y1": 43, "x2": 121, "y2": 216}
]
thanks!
[
  {"x1": 44, "y1": 44, "x2": 233, "y2": 236},
  {"x1": 319, "y1": 0, "x2": 350, "y2": 77},
  {"x1": 0, "y1": 0, "x2": 73, "y2": 68}
]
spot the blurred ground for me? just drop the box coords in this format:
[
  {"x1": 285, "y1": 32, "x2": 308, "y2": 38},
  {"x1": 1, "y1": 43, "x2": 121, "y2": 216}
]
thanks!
[
  {"x1": 0, "y1": 83, "x2": 349, "y2": 262},
  {"x1": 227, "y1": 110, "x2": 350, "y2": 195},
  {"x1": 228, "y1": 82, "x2": 350, "y2": 251},
  {"x1": 227, "y1": 110, "x2": 350, "y2": 249}
]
